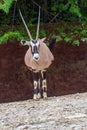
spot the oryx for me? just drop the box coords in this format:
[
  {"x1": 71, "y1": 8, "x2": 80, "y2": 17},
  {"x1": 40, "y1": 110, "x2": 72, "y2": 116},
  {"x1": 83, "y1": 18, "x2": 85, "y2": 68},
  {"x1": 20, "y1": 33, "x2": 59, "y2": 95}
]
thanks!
[{"x1": 19, "y1": 7, "x2": 56, "y2": 100}]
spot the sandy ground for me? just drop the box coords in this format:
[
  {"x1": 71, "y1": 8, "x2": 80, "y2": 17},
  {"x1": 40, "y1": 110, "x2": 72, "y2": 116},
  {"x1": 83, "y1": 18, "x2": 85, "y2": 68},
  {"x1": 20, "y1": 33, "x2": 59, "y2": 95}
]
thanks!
[{"x1": 0, "y1": 92, "x2": 87, "y2": 130}]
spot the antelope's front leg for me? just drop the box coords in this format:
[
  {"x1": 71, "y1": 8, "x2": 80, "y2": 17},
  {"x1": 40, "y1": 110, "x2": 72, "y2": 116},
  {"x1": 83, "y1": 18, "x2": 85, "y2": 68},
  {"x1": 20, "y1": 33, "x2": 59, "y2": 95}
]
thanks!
[
  {"x1": 41, "y1": 71, "x2": 47, "y2": 99},
  {"x1": 33, "y1": 72, "x2": 41, "y2": 100}
]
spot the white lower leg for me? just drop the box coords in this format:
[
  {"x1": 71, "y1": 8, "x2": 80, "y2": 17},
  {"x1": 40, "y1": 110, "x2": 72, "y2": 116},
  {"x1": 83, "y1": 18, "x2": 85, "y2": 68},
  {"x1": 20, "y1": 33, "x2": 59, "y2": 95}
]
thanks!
[
  {"x1": 33, "y1": 81, "x2": 38, "y2": 100},
  {"x1": 37, "y1": 79, "x2": 41, "y2": 99},
  {"x1": 42, "y1": 79, "x2": 47, "y2": 98}
]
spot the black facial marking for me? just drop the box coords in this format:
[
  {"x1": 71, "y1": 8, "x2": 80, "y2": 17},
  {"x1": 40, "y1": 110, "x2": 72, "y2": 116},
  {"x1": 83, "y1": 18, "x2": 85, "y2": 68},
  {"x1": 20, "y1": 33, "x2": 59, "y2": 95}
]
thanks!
[
  {"x1": 30, "y1": 40, "x2": 40, "y2": 55},
  {"x1": 34, "y1": 45, "x2": 38, "y2": 53},
  {"x1": 32, "y1": 40, "x2": 37, "y2": 44}
]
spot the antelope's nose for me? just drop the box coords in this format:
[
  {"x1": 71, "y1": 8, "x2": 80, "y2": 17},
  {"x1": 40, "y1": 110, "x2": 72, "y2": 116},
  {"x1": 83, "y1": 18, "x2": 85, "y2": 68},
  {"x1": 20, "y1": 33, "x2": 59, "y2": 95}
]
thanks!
[{"x1": 33, "y1": 53, "x2": 40, "y2": 61}]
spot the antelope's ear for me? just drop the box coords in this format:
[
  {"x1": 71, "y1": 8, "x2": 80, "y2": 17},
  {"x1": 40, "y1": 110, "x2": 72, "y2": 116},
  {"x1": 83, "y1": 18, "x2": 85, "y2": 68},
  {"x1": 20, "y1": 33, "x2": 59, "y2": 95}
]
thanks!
[
  {"x1": 21, "y1": 40, "x2": 30, "y2": 46},
  {"x1": 40, "y1": 37, "x2": 46, "y2": 42}
]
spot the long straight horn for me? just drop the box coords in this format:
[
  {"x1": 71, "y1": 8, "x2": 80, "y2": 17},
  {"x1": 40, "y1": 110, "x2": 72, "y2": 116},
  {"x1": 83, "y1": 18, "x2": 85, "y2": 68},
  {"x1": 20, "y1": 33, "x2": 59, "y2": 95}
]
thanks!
[
  {"x1": 36, "y1": 6, "x2": 41, "y2": 40},
  {"x1": 19, "y1": 9, "x2": 33, "y2": 41}
]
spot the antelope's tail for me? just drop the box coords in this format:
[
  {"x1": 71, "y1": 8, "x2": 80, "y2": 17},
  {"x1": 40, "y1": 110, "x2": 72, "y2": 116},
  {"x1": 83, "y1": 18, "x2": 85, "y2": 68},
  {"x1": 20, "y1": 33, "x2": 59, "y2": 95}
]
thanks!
[{"x1": 48, "y1": 38, "x2": 56, "y2": 51}]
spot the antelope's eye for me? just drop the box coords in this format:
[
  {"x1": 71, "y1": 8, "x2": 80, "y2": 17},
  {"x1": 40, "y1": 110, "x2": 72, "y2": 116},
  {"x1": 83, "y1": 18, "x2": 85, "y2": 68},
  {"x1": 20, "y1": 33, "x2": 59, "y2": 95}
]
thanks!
[
  {"x1": 36, "y1": 41, "x2": 40, "y2": 46},
  {"x1": 32, "y1": 40, "x2": 34, "y2": 43}
]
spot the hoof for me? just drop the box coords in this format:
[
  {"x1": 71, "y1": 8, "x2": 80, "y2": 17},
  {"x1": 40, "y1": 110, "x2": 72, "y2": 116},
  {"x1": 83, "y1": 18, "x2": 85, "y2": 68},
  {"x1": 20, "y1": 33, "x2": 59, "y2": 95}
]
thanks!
[
  {"x1": 33, "y1": 94, "x2": 41, "y2": 100},
  {"x1": 43, "y1": 92, "x2": 47, "y2": 99},
  {"x1": 33, "y1": 94, "x2": 37, "y2": 100},
  {"x1": 37, "y1": 93, "x2": 41, "y2": 99}
]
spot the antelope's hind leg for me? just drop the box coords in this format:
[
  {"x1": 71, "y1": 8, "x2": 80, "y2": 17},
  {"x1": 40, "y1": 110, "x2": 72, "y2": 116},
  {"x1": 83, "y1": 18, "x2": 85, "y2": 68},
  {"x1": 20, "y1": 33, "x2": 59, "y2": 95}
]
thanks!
[
  {"x1": 33, "y1": 72, "x2": 41, "y2": 100},
  {"x1": 41, "y1": 71, "x2": 47, "y2": 99}
]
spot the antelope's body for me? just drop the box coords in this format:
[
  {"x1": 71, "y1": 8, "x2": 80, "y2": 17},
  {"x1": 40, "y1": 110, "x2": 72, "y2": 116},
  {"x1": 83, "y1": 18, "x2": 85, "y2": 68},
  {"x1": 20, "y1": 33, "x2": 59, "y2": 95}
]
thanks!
[
  {"x1": 21, "y1": 38, "x2": 55, "y2": 100},
  {"x1": 19, "y1": 7, "x2": 55, "y2": 100}
]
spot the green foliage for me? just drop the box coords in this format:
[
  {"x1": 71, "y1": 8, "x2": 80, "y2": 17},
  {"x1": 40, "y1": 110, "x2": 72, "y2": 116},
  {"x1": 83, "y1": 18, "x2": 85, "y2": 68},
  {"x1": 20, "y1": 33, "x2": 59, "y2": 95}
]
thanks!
[
  {"x1": 72, "y1": 40, "x2": 80, "y2": 46},
  {"x1": 57, "y1": 27, "x2": 65, "y2": 33},
  {"x1": 80, "y1": 30, "x2": 87, "y2": 37},
  {"x1": 73, "y1": 25, "x2": 82, "y2": 31},
  {"x1": 39, "y1": 29, "x2": 46, "y2": 37},
  {"x1": 28, "y1": 18, "x2": 37, "y2": 26},
  {"x1": 81, "y1": 37, "x2": 87, "y2": 42},
  {"x1": 0, "y1": 0, "x2": 17, "y2": 14},
  {"x1": 0, "y1": 0, "x2": 87, "y2": 25},
  {"x1": 0, "y1": 0, "x2": 87, "y2": 46},
  {"x1": 69, "y1": 5, "x2": 82, "y2": 17},
  {"x1": 56, "y1": 36, "x2": 62, "y2": 42},
  {"x1": 0, "y1": 26, "x2": 47, "y2": 44},
  {"x1": 69, "y1": 0, "x2": 82, "y2": 17},
  {"x1": 0, "y1": 31, "x2": 24, "y2": 44},
  {"x1": 51, "y1": 4, "x2": 58, "y2": 12},
  {"x1": 59, "y1": 3, "x2": 69, "y2": 11},
  {"x1": 61, "y1": 32, "x2": 67, "y2": 38},
  {"x1": 53, "y1": 23, "x2": 87, "y2": 46},
  {"x1": 64, "y1": 37, "x2": 72, "y2": 43}
]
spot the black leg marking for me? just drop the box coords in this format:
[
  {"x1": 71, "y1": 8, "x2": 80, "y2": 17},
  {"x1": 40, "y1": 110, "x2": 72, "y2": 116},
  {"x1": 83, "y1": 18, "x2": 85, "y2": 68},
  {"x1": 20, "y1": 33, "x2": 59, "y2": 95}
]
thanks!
[
  {"x1": 33, "y1": 72, "x2": 39, "y2": 81},
  {"x1": 33, "y1": 72, "x2": 41, "y2": 100},
  {"x1": 34, "y1": 88, "x2": 38, "y2": 95},
  {"x1": 43, "y1": 87, "x2": 47, "y2": 93},
  {"x1": 41, "y1": 71, "x2": 47, "y2": 99}
]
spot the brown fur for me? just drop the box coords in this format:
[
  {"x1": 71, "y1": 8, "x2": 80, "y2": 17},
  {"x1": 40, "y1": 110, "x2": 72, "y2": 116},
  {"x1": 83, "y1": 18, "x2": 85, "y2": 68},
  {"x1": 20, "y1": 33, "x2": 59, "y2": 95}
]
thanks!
[{"x1": 24, "y1": 39, "x2": 54, "y2": 72}]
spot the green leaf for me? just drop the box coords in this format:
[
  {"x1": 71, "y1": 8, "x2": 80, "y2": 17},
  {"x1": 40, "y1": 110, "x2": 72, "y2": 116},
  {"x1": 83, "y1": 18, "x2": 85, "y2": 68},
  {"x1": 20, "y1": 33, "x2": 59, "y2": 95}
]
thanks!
[
  {"x1": 64, "y1": 37, "x2": 72, "y2": 43},
  {"x1": 56, "y1": 36, "x2": 62, "y2": 42},
  {"x1": 69, "y1": 5, "x2": 82, "y2": 17},
  {"x1": 0, "y1": 31, "x2": 24, "y2": 44},
  {"x1": 72, "y1": 40, "x2": 80, "y2": 46},
  {"x1": 51, "y1": 5, "x2": 58, "y2": 11},
  {"x1": 61, "y1": 32, "x2": 66, "y2": 37},
  {"x1": 39, "y1": 29, "x2": 46, "y2": 37},
  {"x1": 59, "y1": 3, "x2": 69, "y2": 11},
  {"x1": 81, "y1": 37, "x2": 87, "y2": 42},
  {"x1": 0, "y1": 0, "x2": 17, "y2": 14},
  {"x1": 73, "y1": 25, "x2": 82, "y2": 31},
  {"x1": 80, "y1": 30, "x2": 87, "y2": 37}
]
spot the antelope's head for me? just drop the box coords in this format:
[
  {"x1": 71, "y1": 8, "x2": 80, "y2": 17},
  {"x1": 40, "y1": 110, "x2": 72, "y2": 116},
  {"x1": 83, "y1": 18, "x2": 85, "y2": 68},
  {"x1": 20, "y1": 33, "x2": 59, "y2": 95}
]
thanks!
[{"x1": 19, "y1": 7, "x2": 41, "y2": 61}]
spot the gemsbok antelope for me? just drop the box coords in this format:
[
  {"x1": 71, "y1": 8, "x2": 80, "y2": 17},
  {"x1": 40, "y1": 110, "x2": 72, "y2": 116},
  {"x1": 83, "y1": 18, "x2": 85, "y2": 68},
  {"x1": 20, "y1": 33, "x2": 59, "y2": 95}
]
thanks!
[{"x1": 19, "y1": 7, "x2": 56, "y2": 100}]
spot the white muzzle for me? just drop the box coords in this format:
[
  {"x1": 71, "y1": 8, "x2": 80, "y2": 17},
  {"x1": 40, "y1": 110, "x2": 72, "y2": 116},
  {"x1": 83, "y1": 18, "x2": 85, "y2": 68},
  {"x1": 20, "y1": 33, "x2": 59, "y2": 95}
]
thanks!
[{"x1": 33, "y1": 53, "x2": 40, "y2": 61}]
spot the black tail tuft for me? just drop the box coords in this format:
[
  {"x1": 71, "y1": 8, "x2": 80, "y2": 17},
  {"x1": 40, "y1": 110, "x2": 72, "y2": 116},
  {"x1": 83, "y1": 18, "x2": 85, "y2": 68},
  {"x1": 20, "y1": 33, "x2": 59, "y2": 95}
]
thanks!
[{"x1": 48, "y1": 38, "x2": 56, "y2": 51}]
